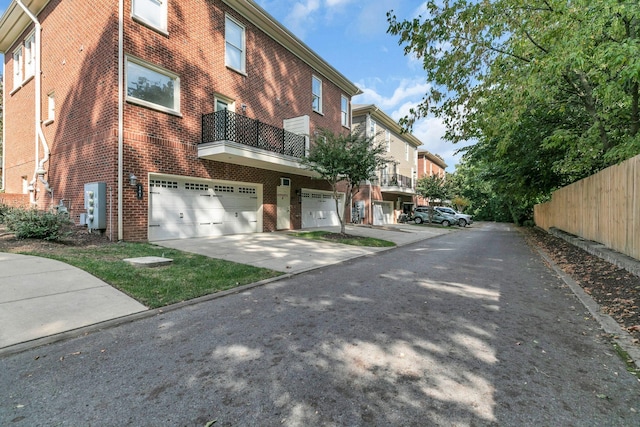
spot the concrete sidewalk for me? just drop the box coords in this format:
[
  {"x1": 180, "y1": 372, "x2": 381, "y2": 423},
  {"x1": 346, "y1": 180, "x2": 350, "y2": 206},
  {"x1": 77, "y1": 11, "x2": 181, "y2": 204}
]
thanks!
[
  {"x1": 0, "y1": 253, "x2": 147, "y2": 349},
  {"x1": 0, "y1": 224, "x2": 454, "y2": 352}
]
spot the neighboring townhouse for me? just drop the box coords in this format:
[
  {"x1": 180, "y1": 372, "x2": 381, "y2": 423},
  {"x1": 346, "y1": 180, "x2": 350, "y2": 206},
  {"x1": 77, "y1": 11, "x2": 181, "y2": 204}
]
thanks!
[
  {"x1": 350, "y1": 104, "x2": 421, "y2": 225},
  {"x1": 0, "y1": 0, "x2": 360, "y2": 241},
  {"x1": 416, "y1": 150, "x2": 448, "y2": 206}
]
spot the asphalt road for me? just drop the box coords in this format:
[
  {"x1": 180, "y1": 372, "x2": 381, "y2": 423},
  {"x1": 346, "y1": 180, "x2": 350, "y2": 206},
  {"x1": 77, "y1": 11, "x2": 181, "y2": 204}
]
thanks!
[{"x1": 2, "y1": 223, "x2": 639, "y2": 426}]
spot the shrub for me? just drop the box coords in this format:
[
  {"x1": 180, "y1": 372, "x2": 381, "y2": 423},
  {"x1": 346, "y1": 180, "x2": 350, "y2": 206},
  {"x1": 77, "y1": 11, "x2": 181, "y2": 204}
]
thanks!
[
  {"x1": 4, "y1": 208, "x2": 72, "y2": 241},
  {"x1": 0, "y1": 203, "x2": 12, "y2": 224}
]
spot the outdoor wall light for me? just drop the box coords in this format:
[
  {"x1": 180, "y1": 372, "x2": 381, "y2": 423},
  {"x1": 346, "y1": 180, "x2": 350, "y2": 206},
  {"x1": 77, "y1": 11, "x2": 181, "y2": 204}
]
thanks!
[{"x1": 129, "y1": 173, "x2": 138, "y2": 186}]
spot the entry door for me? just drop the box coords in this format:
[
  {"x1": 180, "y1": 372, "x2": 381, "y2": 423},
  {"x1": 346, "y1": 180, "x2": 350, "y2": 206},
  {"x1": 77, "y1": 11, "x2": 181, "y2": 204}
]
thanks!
[{"x1": 276, "y1": 183, "x2": 291, "y2": 230}]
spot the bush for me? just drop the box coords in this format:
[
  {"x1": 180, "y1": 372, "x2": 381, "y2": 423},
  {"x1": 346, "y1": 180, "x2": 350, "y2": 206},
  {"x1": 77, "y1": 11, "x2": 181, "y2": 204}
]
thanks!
[
  {"x1": 0, "y1": 203, "x2": 12, "y2": 224},
  {"x1": 4, "y1": 208, "x2": 72, "y2": 241}
]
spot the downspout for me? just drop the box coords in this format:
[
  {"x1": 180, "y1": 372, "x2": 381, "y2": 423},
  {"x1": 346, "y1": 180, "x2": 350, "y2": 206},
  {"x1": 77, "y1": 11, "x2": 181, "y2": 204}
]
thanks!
[
  {"x1": 117, "y1": 0, "x2": 124, "y2": 240},
  {"x1": 15, "y1": 0, "x2": 51, "y2": 204}
]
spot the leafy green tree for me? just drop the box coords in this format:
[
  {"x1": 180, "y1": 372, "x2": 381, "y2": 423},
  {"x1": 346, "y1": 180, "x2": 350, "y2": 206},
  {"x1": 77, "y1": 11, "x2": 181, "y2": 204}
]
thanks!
[
  {"x1": 388, "y1": 0, "x2": 640, "y2": 221},
  {"x1": 303, "y1": 129, "x2": 387, "y2": 234},
  {"x1": 415, "y1": 175, "x2": 449, "y2": 222}
]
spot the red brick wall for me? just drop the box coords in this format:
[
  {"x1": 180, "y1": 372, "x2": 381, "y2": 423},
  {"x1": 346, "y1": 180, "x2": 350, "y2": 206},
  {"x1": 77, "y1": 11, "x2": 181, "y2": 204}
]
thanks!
[{"x1": 3, "y1": 0, "x2": 351, "y2": 241}]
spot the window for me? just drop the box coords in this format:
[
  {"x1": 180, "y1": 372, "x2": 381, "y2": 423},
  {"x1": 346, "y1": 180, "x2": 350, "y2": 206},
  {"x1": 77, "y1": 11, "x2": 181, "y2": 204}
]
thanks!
[
  {"x1": 369, "y1": 118, "x2": 376, "y2": 137},
  {"x1": 126, "y1": 57, "x2": 180, "y2": 114},
  {"x1": 225, "y1": 15, "x2": 246, "y2": 72},
  {"x1": 405, "y1": 142, "x2": 409, "y2": 161},
  {"x1": 132, "y1": 0, "x2": 167, "y2": 33},
  {"x1": 341, "y1": 95, "x2": 349, "y2": 127},
  {"x1": 13, "y1": 47, "x2": 23, "y2": 89},
  {"x1": 385, "y1": 130, "x2": 391, "y2": 152},
  {"x1": 46, "y1": 92, "x2": 55, "y2": 123},
  {"x1": 312, "y1": 75, "x2": 322, "y2": 113},
  {"x1": 24, "y1": 34, "x2": 35, "y2": 79}
]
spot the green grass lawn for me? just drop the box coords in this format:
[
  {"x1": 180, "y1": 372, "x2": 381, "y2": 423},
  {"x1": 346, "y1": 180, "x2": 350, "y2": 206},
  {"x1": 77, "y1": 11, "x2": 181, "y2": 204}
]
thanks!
[
  {"x1": 22, "y1": 243, "x2": 282, "y2": 309},
  {"x1": 289, "y1": 230, "x2": 396, "y2": 247}
]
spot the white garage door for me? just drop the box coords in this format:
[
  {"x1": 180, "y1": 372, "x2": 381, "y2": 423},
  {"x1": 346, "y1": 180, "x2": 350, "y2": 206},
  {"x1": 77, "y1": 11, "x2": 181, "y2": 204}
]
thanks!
[
  {"x1": 148, "y1": 176, "x2": 260, "y2": 241},
  {"x1": 373, "y1": 201, "x2": 394, "y2": 225},
  {"x1": 301, "y1": 189, "x2": 344, "y2": 228}
]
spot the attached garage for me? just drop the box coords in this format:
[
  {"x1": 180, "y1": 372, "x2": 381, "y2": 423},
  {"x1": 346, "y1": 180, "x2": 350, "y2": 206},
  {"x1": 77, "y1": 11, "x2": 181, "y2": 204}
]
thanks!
[
  {"x1": 301, "y1": 189, "x2": 344, "y2": 228},
  {"x1": 148, "y1": 175, "x2": 262, "y2": 241},
  {"x1": 372, "y1": 201, "x2": 394, "y2": 225}
]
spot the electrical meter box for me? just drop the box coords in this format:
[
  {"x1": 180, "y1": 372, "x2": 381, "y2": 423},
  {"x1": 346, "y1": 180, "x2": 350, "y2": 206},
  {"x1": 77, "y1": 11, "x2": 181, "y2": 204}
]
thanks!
[{"x1": 84, "y1": 182, "x2": 107, "y2": 230}]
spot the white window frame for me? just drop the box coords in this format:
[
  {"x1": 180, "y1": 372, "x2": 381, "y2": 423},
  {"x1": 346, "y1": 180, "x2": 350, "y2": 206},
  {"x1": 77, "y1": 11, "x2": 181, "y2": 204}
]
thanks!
[
  {"x1": 125, "y1": 56, "x2": 180, "y2": 115},
  {"x1": 340, "y1": 95, "x2": 349, "y2": 127},
  {"x1": 13, "y1": 46, "x2": 23, "y2": 90},
  {"x1": 312, "y1": 75, "x2": 323, "y2": 113},
  {"x1": 385, "y1": 129, "x2": 391, "y2": 152},
  {"x1": 225, "y1": 15, "x2": 246, "y2": 73},
  {"x1": 214, "y1": 93, "x2": 235, "y2": 112},
  {"x1": 44, "y1": 92, "x2": 55, "y2": 124},
  {"x1": 369, "y1": 118, "x2": 376, "y2": 138},
  {"x1": 132, "y1": 0, "x2": 168, "y2": 34},
  {"x1": 24, "y1": 33, "x2": 35, "y2": 79}
]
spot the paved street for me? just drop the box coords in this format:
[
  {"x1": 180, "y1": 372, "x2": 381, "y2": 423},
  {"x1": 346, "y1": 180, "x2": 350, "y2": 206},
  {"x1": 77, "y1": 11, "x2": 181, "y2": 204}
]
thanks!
[{"x1": 2, "y1": 223, "x2": 639, "y2": 426}]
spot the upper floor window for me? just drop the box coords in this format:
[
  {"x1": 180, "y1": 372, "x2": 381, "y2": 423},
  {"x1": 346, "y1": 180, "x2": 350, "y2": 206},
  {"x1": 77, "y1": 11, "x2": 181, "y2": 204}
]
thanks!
[
  {"x1": 341, "y1": 95, "x2": 349, "y2": 127},
  {"x1": 126, "y1": 56, "x2": 180, "y2": 115},
  {"x1": 369, "y1": 118, "x2": 376, "y2": 138},
  {"x1": 46, "y1": 92, "x2": 55, "y2": 124},
  {"x1": 225, "y1": 15, "x2": 246, "y2": 73},
  {"x1": 13, "y1": 47, "x2": 23, "y2": 90},
  {"x1": 312, "y1": 75, "x2": 322, "y2": 113},
  {"x1": 385, "y1": 130, "x2": 391, "y2": 152},
  {"x1": 24, "y1": 34, "x2": 35, "y2": 79},
  {"x1": 132, "y1": 0, "x2": 168, "y2": 33}
]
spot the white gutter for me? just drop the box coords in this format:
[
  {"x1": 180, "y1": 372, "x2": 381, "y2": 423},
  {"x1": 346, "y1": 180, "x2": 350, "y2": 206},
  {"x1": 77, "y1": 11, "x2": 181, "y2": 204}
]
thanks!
[
  {"x1": 117, "y1": 0, "x2": 123, "y2": 240},
  {"x1": 15, "y1": 0, "x2": 51, "y2": 204}
]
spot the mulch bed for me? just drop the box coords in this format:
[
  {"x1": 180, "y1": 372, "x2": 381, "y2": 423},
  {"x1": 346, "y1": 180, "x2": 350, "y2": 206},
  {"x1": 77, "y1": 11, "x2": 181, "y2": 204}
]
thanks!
[{"x1": 523, "y1": 227, "x2": 640, "y2": 344}]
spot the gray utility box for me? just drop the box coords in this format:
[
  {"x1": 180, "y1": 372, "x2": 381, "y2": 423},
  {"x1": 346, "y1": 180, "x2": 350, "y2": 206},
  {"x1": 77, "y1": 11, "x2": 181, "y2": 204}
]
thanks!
[{"x1": 84, "y1": 182, "x2": 107, "y2": 230}]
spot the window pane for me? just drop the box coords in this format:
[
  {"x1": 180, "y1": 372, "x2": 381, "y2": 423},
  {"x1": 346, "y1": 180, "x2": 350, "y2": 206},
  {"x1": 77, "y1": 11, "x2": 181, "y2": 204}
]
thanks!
[
  {"x1": 127, "y1": 60, "x2": 176, "y2": 110},
  {"x1": 225, "y1": 17, "x2": 244, "y2": 71},
  {"x1": 312, "y1": 76, "x2": 322, "y2": 112},
  {"x1": 132, "y1": 0, "x2": 166, "y2": 30},
  {"x1": 225, "y1": 45, "x2": 242, "y2": 70}
]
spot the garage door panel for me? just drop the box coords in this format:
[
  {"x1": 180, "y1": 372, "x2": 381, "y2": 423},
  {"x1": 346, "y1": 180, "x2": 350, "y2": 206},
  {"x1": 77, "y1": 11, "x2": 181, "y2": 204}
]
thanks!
[
  {"x1": 149, "y1": 177, "x2": 259, "y2": 240},
  {"x1": 301, "y1": 190, "x2": 344, "y2": 228}
]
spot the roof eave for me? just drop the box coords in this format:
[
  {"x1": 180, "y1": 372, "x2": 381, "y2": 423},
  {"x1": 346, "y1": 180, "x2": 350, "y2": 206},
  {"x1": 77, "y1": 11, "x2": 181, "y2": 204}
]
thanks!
[{"x1": 0, "y1": 0, "x2": 50, "y2": 53}]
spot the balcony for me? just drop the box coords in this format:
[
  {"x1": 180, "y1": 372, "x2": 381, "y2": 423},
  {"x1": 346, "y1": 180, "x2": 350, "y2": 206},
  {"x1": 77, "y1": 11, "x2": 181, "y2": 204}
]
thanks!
[
  {"x1": 199, "y1": 110, "x2": 315, "y2": 176},
  {"x1": 374, "y1": 172, "x2": 415, "y2": 195}
]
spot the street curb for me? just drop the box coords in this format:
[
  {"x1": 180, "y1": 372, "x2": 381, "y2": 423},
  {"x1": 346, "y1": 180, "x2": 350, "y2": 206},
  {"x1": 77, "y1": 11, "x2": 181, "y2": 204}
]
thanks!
[{"x1": 534, "y1": 247, "x2": 640, "y2": 371}]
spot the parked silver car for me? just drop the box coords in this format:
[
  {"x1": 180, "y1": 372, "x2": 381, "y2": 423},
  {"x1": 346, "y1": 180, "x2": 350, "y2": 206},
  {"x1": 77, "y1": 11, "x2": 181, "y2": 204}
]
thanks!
[
  {"x1": 434, "y1": 206, "x2": 473, "y2": 227},
  {"x1": 413, "y1": 207, "x2": 458, "y2": 226}
]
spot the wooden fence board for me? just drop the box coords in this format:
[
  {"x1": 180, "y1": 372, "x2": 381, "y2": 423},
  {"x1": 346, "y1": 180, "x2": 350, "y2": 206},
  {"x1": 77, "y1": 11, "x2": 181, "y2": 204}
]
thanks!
[{"x1": 534, "y1": 153, "x2": 640, "y2": 261}]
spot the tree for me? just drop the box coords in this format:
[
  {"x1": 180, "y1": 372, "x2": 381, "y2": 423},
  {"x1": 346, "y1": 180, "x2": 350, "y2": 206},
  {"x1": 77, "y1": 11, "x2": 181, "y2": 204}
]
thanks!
[
  {"x1": 415, "y1": 174, "x2": 448, "y2": 223},
  {"x1": 303, "y1": 129, "x2": 387, "y2": 234},
  {"x1": 387, "y1": 0, "x2": 640, "y2": 220}
]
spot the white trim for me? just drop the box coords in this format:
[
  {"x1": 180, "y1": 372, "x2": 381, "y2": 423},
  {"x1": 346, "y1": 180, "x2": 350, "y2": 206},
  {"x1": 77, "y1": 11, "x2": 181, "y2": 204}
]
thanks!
[
  {"x1": 131, "y1": 0, "x2": 168, "y2": 34},
  {"x1": 125, "y1": 55, "x2": 181, "y2": 116},
  {"x1": 225, "y1": 14, "x2": 246, "y2": 73},
  {"x1": 312, "y1": 75, "x2": 322, "y2": 113}
]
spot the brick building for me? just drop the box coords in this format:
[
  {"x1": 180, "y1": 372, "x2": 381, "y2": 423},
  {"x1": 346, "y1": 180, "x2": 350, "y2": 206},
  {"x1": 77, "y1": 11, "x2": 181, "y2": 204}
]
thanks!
[
  {"x1": 416, "y1": 149, "x2": 448, "y2": 206},
  {"x1": 349, "y1": 104, "x2": 421, "y2": 225},
  {"x1": 0, "y1": 0, "x2": 360, "y2": 241}
]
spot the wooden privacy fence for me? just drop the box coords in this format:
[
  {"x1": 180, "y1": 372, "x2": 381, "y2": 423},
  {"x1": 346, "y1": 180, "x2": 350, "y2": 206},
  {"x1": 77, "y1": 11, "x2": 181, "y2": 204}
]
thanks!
[{"x1": 534, "y1": 154, "x2": 640, "y2": 261}]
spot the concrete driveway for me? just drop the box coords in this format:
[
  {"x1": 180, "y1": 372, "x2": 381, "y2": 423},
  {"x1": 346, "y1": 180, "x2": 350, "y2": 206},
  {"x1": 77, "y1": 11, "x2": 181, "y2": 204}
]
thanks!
[{"x1": 153, "y1": 224, "x2": 454, "y2": 273}]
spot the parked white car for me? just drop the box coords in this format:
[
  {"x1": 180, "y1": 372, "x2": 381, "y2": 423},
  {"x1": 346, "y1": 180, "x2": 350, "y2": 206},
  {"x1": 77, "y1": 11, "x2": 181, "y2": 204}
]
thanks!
[{"x1": 434, "y1": 206, "x2": 473, "y2": 227}]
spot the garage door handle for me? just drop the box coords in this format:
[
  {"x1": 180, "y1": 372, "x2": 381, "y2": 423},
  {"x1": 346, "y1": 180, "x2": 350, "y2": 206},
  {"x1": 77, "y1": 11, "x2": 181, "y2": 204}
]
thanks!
[{"x1": 149, "y1": 224, "x2": 160, "y2": 227}]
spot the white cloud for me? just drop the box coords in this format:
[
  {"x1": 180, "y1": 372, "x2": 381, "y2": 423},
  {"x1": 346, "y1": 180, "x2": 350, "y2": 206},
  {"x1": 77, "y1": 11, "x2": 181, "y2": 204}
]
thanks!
[
  {"x1": 284, "y1": 0, "x2": 321, "y2": 39},
  {"x1": 354, "y1": 78, "x2": 429, "y2": 110}
]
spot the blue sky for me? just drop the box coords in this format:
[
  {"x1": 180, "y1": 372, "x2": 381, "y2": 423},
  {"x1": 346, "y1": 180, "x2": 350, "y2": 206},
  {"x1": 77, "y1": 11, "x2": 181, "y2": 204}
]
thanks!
[{"x1": 0, "y1": 0, "x2": 466, "y2": 171}]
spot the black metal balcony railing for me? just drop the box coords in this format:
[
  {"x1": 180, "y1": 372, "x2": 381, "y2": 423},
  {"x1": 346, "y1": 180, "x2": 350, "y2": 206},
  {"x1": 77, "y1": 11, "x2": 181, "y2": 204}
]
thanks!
[
  {"x1": 202, "y1": 110, "x2": 306, "y2": 159},
  {"x1": 376, "y1": 173, "x2": 414, "y2": 189}
]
